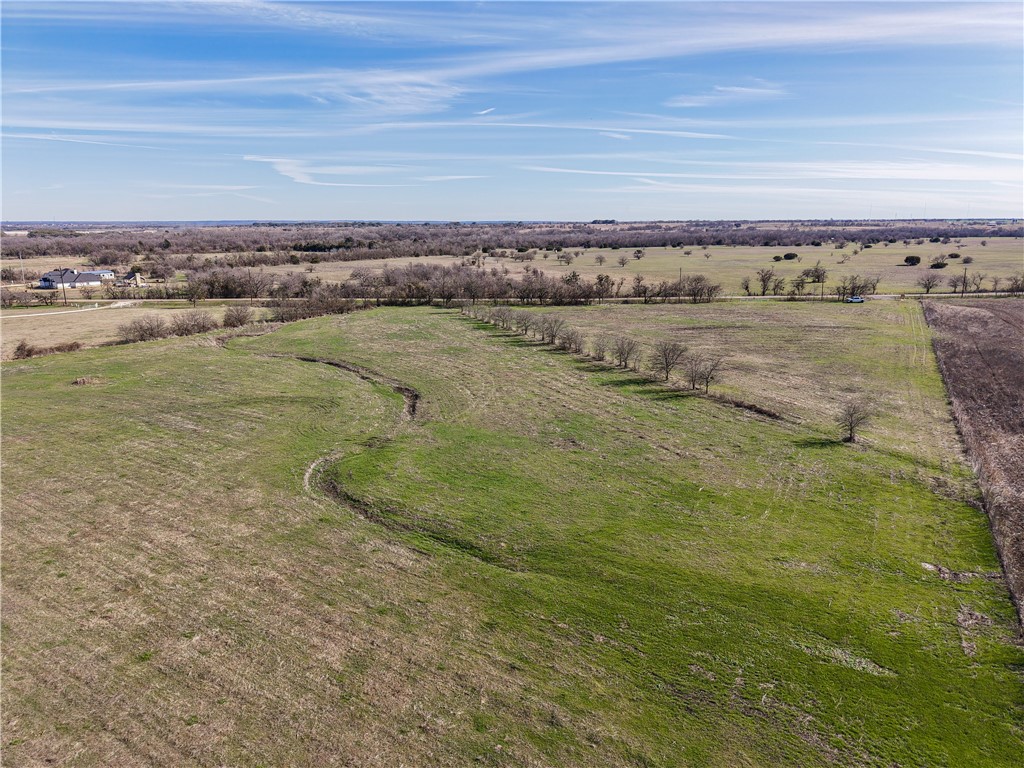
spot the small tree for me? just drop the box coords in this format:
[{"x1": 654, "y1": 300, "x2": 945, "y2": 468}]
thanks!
[
  {"x1": 613, "y1": 337, "x2": 640, "y2": 369},
  {"x1": 903, "y1": 255, "x2": 921, "y2": 266},
  {"x1": 183, "y1": 281, "x2": 208, "y2": 307},
  {"x1": 697, "y1": 355, "x2": 725, "y2": 393},
  {"x1": 756, "y1": 267, "x2": 777, "y2": 296},
  {"x1": 649, "y1": 340, "x2": 687, "y2": 381},
  {"x1": 917, "y1": 274, "x2": 941, "y2": 294},
  {"x1": 836, "y1": 399, "x2": 873, "y2": 443},
  {"x1": 682, "y1": 352, "x2": 705, "y2": 390},
  {"x1": 617, "y1": 254, "x2": 629, "y2": 268},
  {"x1": 594, "y1": 254, "x2": 606, "y2": 266}
]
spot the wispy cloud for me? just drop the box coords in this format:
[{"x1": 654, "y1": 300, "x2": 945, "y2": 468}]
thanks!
[
  {"x1": 417, "y1": 175, "x2": 488, "y2": 182},
  {"x1": 244, "y1": 156, "x2": 417, "y2": 186},
  {"x1": 599, "y1": 132, "x2": 632, "y2": 141},
  {"x1": 4, "y1": 131, "x2": 169, "y2": 151},
  {"x1": 524, "y1": 161, "x2": 1020, "y2": 183},
  {"x1": 666, "y1": 81, "x2": 787, "y2": 108}
]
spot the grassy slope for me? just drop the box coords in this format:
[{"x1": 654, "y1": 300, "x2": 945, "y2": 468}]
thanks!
[{"x1": 2, "y1": 303, "x2": 1021, "y2": 766}]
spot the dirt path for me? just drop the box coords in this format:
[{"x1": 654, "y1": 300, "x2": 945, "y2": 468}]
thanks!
[{"x1": 1, "y1": 300, "x2": 137, "y2": 319}]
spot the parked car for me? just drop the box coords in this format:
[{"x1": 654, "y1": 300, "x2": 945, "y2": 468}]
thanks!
[{"x1": 846, "y1": 296, "x2": 865, "y2": 303}]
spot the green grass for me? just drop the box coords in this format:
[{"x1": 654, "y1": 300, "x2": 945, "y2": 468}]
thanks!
[{"x1": 2, "y1": 303, "x2": 1021, "y2": 766}]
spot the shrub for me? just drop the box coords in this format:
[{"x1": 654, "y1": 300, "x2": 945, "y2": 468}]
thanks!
[
  {"x1": 270, "y1": 290, "x2": 354, "y2": 322},
  {"x1": 223, "y1": 305, "x2": 255, "y2": 328},
  {"x1": 117, "y1": 315, "x2": 170, "y2": 343},
  {"x1": 13, "y1": 340, "x2": 37, "y2": 359},
  {"x1": 783, "y1": 252, "x2": 798, "y2": 260},
  {"x1": 170, "y1": 310, "x2": 218, "y2": 337},
  {"x1": 947, "y1": 252, "x2": 961, "y2": 259},
  {"x1": 12, "y1": 340, "x2": 81, "y2": 359},
  {"x1": 961, "y1": 256, "x2": 974, "y2": 264},
  {"x1": 47, "y1": 342, "x2": 82, "y2": 354},
  {"x1": 904, "y1": 255, "x2": 921, "y2": 266},
  {"x1": 772, "y1": 255, "x2": 783, "y2": 262}
]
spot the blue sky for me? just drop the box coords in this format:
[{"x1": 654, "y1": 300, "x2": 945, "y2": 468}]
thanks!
[{"x1": 2, "y1": 1, "x2": 1021, "y2": 221}]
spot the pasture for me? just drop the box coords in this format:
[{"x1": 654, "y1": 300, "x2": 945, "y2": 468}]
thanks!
[
  {"x1": 489, "y1": 237, "x2": 1023, "y2": 295},
  {"x1": 0, "y1": 303, "x2": 237, "y2": 358},
  {"x1": 2, "y1": 301, "x2": 1021, "y2": 766},
  {"x1": 3, "y1": 235, "x2": 1021, "y2": 297}
]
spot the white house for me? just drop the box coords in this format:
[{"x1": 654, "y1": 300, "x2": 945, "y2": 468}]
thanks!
[
  {"x1": 39, "y1": 268, "x2": 79, "y2": 289},
  {"x1": 39, "y1": 269, "x2": 115, "y2": 289}
]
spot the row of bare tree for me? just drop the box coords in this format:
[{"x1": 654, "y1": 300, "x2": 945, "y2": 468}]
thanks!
[{"x1": 465, "y1": 305, "x2": 727, "y2": 393}]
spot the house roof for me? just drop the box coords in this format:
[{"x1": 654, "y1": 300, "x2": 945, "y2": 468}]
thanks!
[{"x1": 41, "y1": 268, "x2": 79, "y2": 280}]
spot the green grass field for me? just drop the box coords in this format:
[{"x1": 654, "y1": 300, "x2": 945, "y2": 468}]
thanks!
[{"x1": 2, "y1": 302, "x2": 1021, "y2": 766}]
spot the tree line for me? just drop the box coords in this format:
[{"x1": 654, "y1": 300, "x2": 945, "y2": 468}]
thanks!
[
  {"x1": 463, "y1": 305, "x2": 727, "y2": 393},
  {"x1": 4, "y1": 221, "x2": 1019, "y2": 264}
]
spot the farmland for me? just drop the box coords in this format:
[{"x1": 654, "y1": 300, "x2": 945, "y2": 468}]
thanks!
[
  {"x1": 2, "y1": 301, "x2": 1021, "y2": 766},
  {"x1": 3, "y1": 221, "x2": 1022, "y2": 301},
  {"x1": 924, "y1": 299, "x2": 1024, "y2": 622},
  {"x1": 0, "y1": 303, "x2": 237, "y2": 359}
]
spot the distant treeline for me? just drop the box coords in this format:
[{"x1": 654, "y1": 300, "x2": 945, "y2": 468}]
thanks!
[{"x1": 3, "y1": 221, "x2": 1019, "y2": 265}]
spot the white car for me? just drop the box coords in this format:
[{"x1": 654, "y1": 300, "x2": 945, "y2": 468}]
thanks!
[{"x1": 846, "y1": 296, "x2": 865, "y2": 303}]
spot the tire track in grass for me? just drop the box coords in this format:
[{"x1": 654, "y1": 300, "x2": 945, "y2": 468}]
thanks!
[{"x1": 240, "y1": 348, "x2": 521, "y2": 570}]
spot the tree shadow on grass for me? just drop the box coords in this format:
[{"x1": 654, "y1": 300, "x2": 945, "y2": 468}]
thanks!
[
  {"x1": 649, "y1": 389, "x2": 702, "y2": 402},
  {"x1": 793, "y1": 436, "x2": 844, "y2": 448},
  {"x1": 502, "y1": 337, "x2": 550, "y2": 349},
  {"x1": 597, "y1": 374, "x2": 654, "y2": 388}
]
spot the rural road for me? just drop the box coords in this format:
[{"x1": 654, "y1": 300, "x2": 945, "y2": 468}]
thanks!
[{"x1": 1, "y1": 301, "x2": 136, "y2": 319}]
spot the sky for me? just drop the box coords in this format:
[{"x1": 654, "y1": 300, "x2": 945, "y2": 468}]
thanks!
[{"x1": 2, "y1": 1, "x2": 1022, "y2": 221}]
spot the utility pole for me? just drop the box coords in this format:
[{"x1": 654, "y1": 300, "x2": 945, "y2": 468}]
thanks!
[
  {"x1": 59, "y1": 267, "x2": 69, "y2": 306},
  {"x1": 961, "y1": 266, "x2": 967, "y2": 298}
]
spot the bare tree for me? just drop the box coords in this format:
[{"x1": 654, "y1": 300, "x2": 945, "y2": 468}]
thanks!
[
  {"x1": 242, "y1": 269, "x2": 272, "y2": 305},
  {"x1": 613, "y1": 336, "x2": 640, "y2": 369},
  {"x1": 756, "y1": 267, "x2": 777, "y2": 296},
  {"x1": 183, "y1": 280, "x2": 208, "y2": 307},
  {"x1": 539, "y1": 315, "x2": 566, "y2": 344},
  {"x1": 649, "y1": 340, "x2": 688, "y2": 381},
  {"x1": 697, "y1": 355, "x2": 725, "y2": 393},
  {"x1": 836, "y1": 399, "x2": 873, "y2": 443},
  {"x1": 617, "y1": 253, "x2": 629, "y2": 268},
  {"x1": 682, "y1": 352, "x2": 706, "y2": 390},
  {"x1": 800, "y1": 260, "x2": 828, "y2": 284},
  {"x1": 917, "y1": 273, "x2": 941, "y2": 294},
  {"x1": 590, "y1": 335, "x2": 608, "y2": 361},
  {"x1": 594, "y1": 254, "x2": 606, "y2": 266}
]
